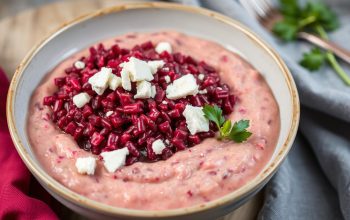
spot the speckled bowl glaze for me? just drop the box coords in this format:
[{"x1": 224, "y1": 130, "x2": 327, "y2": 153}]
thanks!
[{"x1": 7, "y1": 2, "x2": 299, "y2": 220}]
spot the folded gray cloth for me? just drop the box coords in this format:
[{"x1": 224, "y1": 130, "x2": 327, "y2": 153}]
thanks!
[{"x1": 169, "y1": 0, "x2": 350, "y2": 219}]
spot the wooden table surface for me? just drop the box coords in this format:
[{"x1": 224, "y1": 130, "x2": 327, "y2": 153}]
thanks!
[{"x1": 0, "y1": 1, "x2": 263, "y2": 219}]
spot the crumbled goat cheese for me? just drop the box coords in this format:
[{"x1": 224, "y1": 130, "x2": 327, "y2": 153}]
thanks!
[
  {"x1": 151, "y1": 85, "x2": 156, "y2": 98},
  {"x1": 134, "y1": 81, "x2": 153, "y2": 99},
  {"x1": 198, "y1": 89, "x2": 207, "y2": 94},
  {"x1": 198, "y1": 74, "x2": 205, "y2": 81},
  {"x1": 152, "y1": 139, "x2": 166, "y2": 155},
  {"x1": 100, "y1": 148, "x2": 129, "y2": 173},
  {"x1": 121, "y1": 69, "x2": 132, "y2": 91},
  {"x1": 105, "y1": 111, "x2": 114, "y2": 117},
  {"x1": 147, "y1": 60, "x2": 165, "y2": 74},
  {"x1": 108, "y1": 74, "x2": 122, "y2": 91},
  {"x1": 72, "y1": 92, "x2": 91, "y2": 108},
  {"x1": 183, "y1": 104, "x2": 210, "y2": 135},
  {"x1": 75, "y1": 157, "x2": 96, "y2": 175},
  {"x1": 166, "y1": 74, "x2": 199, "y2": 99},
  {"x1": 88, "y1": 67, "x2": 112, "y2": 95},
  {"x1": 155, "y1": 42, "x2": 172, "y2": 54},
  {"x1": 74, "y1": 61, "x2": 85, "y2": 69},
  {"x1": 120, "y1": 57, "x2": 153, "y2": 82},
  {"x1": 164, "y1": 75, "x2": 171, "y2": 83}
]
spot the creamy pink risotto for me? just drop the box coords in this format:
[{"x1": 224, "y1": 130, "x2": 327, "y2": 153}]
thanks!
[{"x1": 27, "y1": 31, "x2": 280, "y2": 210}]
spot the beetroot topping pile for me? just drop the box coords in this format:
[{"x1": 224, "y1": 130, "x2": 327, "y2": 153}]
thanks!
[{"x1": 43, "y1": 40, "x2": 236, "y2": 169}]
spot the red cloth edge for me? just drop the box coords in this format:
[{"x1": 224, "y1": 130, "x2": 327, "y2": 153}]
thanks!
[{"x1": 0, "y1": 67, "x2": 58, "y2": 220}]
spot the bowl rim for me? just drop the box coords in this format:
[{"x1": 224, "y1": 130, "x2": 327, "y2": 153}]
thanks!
[{"x1": 6, "y1": 1, "x2": 300, "y2": 218}]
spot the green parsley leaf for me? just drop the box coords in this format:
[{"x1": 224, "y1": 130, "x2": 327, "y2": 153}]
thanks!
[
  {"x1": 202, "y1": 105, "x2": 225, "y2": 128},
  {"x1": 273, "y1": 19, "x2": 299, "y2": 41},
  {"x1": 303, "y1": 2, "x2": 339, "y2": 31},
  {"x1": 279, "y1": 0, "x2": 300, "y2": 17},
  {"x1": 228, "y1": 120, "x2": 252, "y2": 143},
  {"x1": 273, "y1": 0, "x2": 350, "y2": 86},
  {"x1": 203, "y1": 105, "x2": 252, "y2": 143},
  {"x1": 220, "y1": 120, "x2": 232, "y2": 137},
  {"x1": 273, "y1": 1, "x2": 339, "y2": 42},
  {"x1": 299, "y1": 47, "x2": 326, "y2": 71}
]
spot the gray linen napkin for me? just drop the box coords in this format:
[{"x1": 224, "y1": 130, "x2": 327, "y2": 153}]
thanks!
[{"x1": 168, "y1": 0, "x2": 350, "y2": 219}]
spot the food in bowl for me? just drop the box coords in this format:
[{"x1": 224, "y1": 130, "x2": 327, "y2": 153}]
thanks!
[{"x1": 27, "y1": 31, "x2": 280, "y2": 210}]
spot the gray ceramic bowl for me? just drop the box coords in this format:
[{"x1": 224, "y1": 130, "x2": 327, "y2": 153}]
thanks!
[{"x1": 7, "y1": 2, "x2": 299, "y2": 220}]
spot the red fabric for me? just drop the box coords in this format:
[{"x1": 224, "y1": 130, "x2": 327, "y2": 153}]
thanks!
[{"x1": 0, "y1": 68, "x2": 58, "y2": 220}]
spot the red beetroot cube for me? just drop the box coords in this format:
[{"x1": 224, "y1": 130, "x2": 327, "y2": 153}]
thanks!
[{"x1": 91, "y1": 132, "x2": 104, "y2": 147}]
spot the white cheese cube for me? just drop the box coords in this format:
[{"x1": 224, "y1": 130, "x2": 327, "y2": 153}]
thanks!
[
  {"x1": 121, "y1": 69, "x2": 132, "y2": 91},
  {"x1": 152, "y1": 139, "x2": 166, "y2": 155},
  {"x1": 121, "y1": 57, "x2": 153, "y2": 82},
  {"x1": 199, "y1": 89, "x2": 207, "y2": 94},
  {"x1": 109, "y1": 74, "x2": 122, "y2": 91},
  {"x1": 198, "y1": 74, "x2": 205, "y2": 81},
  {"x1": 74, "y1": 61, "x2": 85, "y2": 69},
  {"x1": 134, "y1": 81, "x2": 153, "y2": 99},
  {"x1": 164, "y1": 75, "x2": 171, "y2": 83},
  {"x1": 88, "y1": 67, "x2": 112, "y2": 95},
  {"x1": 73, "y1": 92, "x2": 91, "y2": 108},
  {"x1": 155, "y1": 42, "x2": 172, "y2": 54},
  {"x1": 75, "y1": 157, "x2": 96, "y2": 175},
  {"x1": 147, "y1": 60, "x2": 165, "y2": 74},
  {"x1": 105, "y1": 111, "x2": 114, "y2": 117},
  {"x1": 166, "y1": 74, "x2": 199, "y2": 100},
  {"x1": 183, "y1": 104, "x2": 209, "y2": 135},
  {"x1": 151, "y1": 85, "x2": 156, "y2": 98},
  {"x1": 100, "y1": 148, "x2": 129, "y2": 173}
]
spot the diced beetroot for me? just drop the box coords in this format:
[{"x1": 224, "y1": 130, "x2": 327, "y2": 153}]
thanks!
[
  {"x1": 126, "y1": 156, "x2": 138, "y2": 166},
  {"x1": 120, "y1": 133, "x2": 131, "y2": 145},
  {"x1": 214, "y1": 88, "x2": 229, "y2": 99},
  {"x1": 158, "y1": 121, "x2": 172, "y2": 135},
  {"x1": 57, "y1": 116, "x2": 68, "y2": 129},
  {"x1": 136, "y1": 117, "x2": 146, "y2": 134},
  {"x1": 89, "y1": 115, "x2": 102, "y2": 126},
  {"x1": 123, "y1": 103, "x2": 143, "y2": 114},
  {"x1": 172, "y1": 139, "x2": 186, "y2": 151},
  {"x1": 43, "y1": 40, "x2": 236, "y2": 165},
  {"x1": 161, "y1": 148, "x2": 173, "y2": 160},
  {"x1": 68, "y1": 77, "x2": 81, "y2": 91},
  {"x1": 118, "y1": 91, "x2": 133, "y2": 106},
  {"x1": 91, "y1": 132, "x2": 104, "y2": 147},
  {"x1": 168, "y1": 109, "x2": 181, "y2": 118},
  {"x1": 154, "y1": 87, "x2": 165, "y2": 103},
  {"x1": 126, "y1": 141, "x2": 140, "y2": 157},
  {"x1": 83, "y1": 123, "x2": 95, "y2": 137},
  {"x1": 82, "y1": 105, "x2": 93, "y2": 118},
  {"x1": 140, "y1": 41, "x2": 153, "y2": 50},
  {"x1": 53, "y1": 100, "x2": 63, "y2": 112},
  {"x1": 173, "y1": 129, "x2": 188, "y2": 140},
  {"x1": 174, "y1": 103, "x2": 186, "y2": 113},
  {"x1": 101, "y1": 118, "x2": 112, "y2": 130},
  {"x1": 107, "y1": 133, "x2": 119, "y2": 149},
  {"x1": 148, "y1": 108, "x2": 160, "y2": 121},
  {"x1": 198, "y1": 131, "x2": 215, "y2": 138},
  {"x1": 43, "y1": 96, "x2": 56, "y2": 106},
  {"x1": 110, "y1": 116, "x2": 125, "y2": 128},
  {"x1": 188, "y1": 135, "x2": 201, "y2": 145},
  {"x1": 74, "y1": 127, "x2": 84, "y2": 140},
  {"x1": 54, "y1": 77, "x2": 65, "y2": 87},
  {"x1": 146, "y1": 145, "x2": 156, "y2": 161},
  {"x1": 160, "y1": 112, "x2": 171, "y2": 123}
]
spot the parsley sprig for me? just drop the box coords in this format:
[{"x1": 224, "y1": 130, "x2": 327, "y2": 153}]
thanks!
[
  {"x1": 202, "y1": 105, "x2": 252, "y2": 143},
  {"x1": 273, "y1": 0, "x2": 350, "y2": 86}
]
